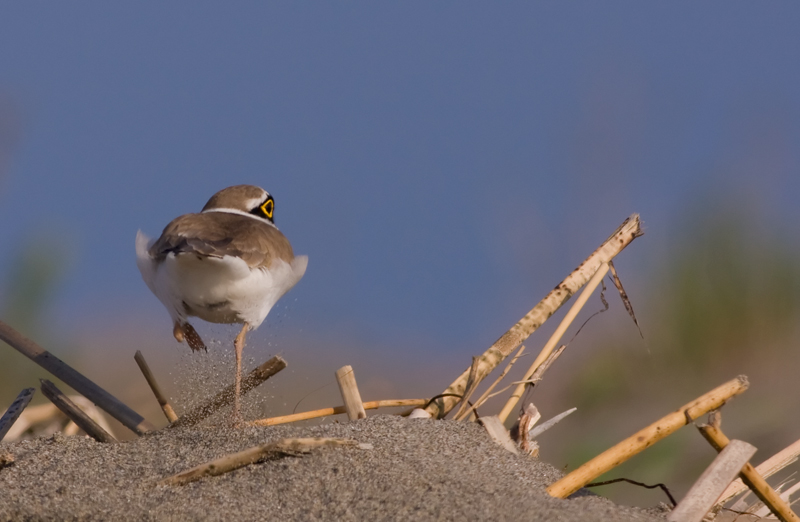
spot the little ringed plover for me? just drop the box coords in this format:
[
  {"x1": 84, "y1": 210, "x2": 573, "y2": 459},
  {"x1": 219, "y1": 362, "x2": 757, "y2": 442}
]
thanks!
[{"x1": 136, "y1": 184, "x2": 307, "y2": 420}]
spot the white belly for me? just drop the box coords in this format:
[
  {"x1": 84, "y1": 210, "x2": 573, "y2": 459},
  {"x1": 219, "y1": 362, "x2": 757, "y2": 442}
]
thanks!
[{"x1": 136, "y1": 231, "x2": 307, "y2": 328}]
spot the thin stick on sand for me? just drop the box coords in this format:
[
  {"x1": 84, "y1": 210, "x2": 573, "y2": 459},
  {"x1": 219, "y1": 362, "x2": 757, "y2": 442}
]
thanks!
[
  {"x1": 335, "y1": 365, "x2": 367, "y2": 421},
  {"x1": 547, "y1": 375, "x2": 749, "y2": 499},
  {"x1": 40, "y1": 379, "x2": 117, "y2": 443},
  {"x1": 160, "y1": 437, "x2": 357, "y2": 486},
  {"x1": 134, "y1": 351, "x2": 178, "y2": 423},
  {"x1": 0, "y1": 388, "x2": 35, "y2": 441},
  {"x1": 667, "y1": 439, "x2": 757, "y2": 522},
  {"x1": 0, "y1": 319, "x2": 155, "y2": 435},
  {"x1": 498, "y1": 263, "x2": 609, "y2": 422},
  {"x1": 422, "y1": 215, "x2": 643, "y2": 419},
  {"x1": 698, "y1": 423, "x2": 800, "y2": 522},
  {"x1": 250, "y1": 399, "x2": 429, "y2": 427},
  {"x1": 170, "y1": 355, "x2": 287, "y2": 428}
]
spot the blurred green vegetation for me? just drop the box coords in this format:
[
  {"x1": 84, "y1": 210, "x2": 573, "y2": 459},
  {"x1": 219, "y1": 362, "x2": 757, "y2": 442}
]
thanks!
[
  {"x1": 662, "y1": 208, "x2": 800, "y2": 371},
  {"x1": 0, "y1": 232, "x2": 74, "y2": 404},
  {"x1": 1, "y1": 234, "x2": 70, "y2": 332}
]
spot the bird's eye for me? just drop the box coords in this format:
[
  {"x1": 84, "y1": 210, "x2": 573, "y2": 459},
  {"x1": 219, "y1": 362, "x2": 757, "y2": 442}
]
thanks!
[{"x1": 260, "y1": 198, "x2": 274, "y2": 220}]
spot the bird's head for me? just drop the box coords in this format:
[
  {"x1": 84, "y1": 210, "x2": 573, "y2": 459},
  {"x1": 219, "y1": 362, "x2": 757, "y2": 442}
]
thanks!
[{"x1": 202, "y1": 185, "x2": 275, "y2": 224}]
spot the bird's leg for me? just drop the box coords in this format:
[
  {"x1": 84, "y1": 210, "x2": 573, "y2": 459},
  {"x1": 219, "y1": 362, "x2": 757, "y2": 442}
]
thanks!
[
  {"x1": 233, "y1": 323, "x2": 249, "y2": 425},
  {"x1": 173, "y1": 321, "x2": 206, "y2": 352}
]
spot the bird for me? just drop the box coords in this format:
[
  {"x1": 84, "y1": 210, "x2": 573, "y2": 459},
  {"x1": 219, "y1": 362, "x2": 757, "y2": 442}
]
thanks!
[{"x1": 135, "y1": 185, "x2": 308, "y2": 421}]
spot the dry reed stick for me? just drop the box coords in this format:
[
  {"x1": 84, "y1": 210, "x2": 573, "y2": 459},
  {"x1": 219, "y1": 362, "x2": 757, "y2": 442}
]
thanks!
[
  {"x1": 667, "y1": 439, "x2": 757, "y2": 522},
  {"x1": 454, "y1": 345, "x2": 527, "y2": 421},
  {"x1": 0, "y1": 388, "x2": 35, "y2": 441},
  {"x1": 7, "y1": 402, "x2": 61, "y2": 427},
  {"x1": 423, "y1": 215, "x2": 642, "y2": 419},
  {"x1": 40, "y1": 379, "x2": 117, "y2": 443},
  {"x1": 171, "y1": 355, "x2": 286, "y2": 428},
  {"x1": 0, "y1": 388, "x2": 36, "y2": 441},
  {"x1": 715, "y1": 436, "x2": 800, "y2": 508},
  {"x1": 498, "y1": 263, "x2": 609, "y2": 422},
  {"x1": 250, "y1": 399, "x2": 428, "y2": 427},
  {"x1": 335, "y1": 365, "x2": 367, "y2": 421},
  {"x1": 0, "y1": 319, "x2": 154, "y2": 435},
  {"x1": 453, "y1": 357, "x2": 482, "y2": 420},
  {"x1": 698, "y1": 424, "x2": 800, "y2": 522},
  {"x1": 134, "y1": 350, "x2": 177, "y2": 423},
  {"x1": 547, "y1": 375, "x2": 749, "y2": 499},
  {"x1": 160, "y1": 437, "x2": 357, "y2": 486}
]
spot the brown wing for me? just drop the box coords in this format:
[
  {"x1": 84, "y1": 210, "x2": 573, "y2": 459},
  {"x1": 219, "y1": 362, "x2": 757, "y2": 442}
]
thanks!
[{"x1": 148, "y1": 212, "x2": 295, "y2": 268}]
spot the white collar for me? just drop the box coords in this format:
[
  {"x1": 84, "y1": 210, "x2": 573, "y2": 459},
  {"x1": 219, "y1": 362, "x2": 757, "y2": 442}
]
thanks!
[{"x1": 202, "y1": 208, "x2": 278, "y2": 229}]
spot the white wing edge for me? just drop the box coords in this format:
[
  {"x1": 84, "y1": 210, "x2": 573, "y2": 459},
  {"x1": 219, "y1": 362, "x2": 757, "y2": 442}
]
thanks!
[
  {"x1": 291, "y1": 255, "x2": 308, "y2": 284},
  {"x1": 135, "y1": 230, "x2": 158, "y2": 294}
]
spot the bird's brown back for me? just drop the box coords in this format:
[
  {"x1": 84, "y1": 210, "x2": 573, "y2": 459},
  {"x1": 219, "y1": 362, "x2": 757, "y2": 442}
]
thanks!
[{"x1": 148, "y1": 212, "x2": 295, "y2": 269}]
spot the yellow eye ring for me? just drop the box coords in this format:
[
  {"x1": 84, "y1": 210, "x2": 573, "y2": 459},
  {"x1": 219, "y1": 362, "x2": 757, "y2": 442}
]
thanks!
[{"x1": 261, "y1": 199, "x2": 274, "y2": 219}]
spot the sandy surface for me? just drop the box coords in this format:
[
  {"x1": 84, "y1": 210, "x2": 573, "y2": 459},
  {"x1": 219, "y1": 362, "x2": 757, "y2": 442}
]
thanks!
[{"x1": 0, "y1": 415, "x2": 667, "y2": 521}]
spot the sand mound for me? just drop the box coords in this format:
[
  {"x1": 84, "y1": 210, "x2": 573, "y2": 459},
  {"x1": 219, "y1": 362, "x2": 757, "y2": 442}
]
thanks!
[{"x1": 0, "y1": 416, "x2": 666, "y2": 521}]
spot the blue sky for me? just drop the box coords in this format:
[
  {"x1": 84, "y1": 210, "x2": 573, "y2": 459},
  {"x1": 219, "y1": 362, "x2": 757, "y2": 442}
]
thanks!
[{"x1": 1, "y1": 3, "x2": 799, "y2": 353}]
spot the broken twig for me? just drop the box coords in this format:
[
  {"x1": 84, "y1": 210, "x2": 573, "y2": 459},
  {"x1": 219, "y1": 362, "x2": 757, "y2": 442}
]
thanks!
[
  {"x1": 251, "y1": 399, "x2": 429, "y2": 427},
  {"x1": 0, "y1": 388, "x2": 35, "y2": 441},
  {"x1": 40, "y1": 379, "x2": 117, "y2": 443},
  {"x1": 547, "y1": 375, "x2": 749, "y2": 499},
  {"x1": 134, "y1": 350, "x2": 178, "y2": 423},
  {"x1": 160, "y1": 437, "x2": 357, "y2": 486},
  {"x1": 335, "y1": 365, "x2": 367, "y2": 421}
]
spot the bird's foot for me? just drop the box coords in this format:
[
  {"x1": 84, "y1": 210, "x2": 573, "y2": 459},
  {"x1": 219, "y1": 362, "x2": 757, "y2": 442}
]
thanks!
[{"x1": 173, "y1": 321, "x2": 207, "y2": 352}]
